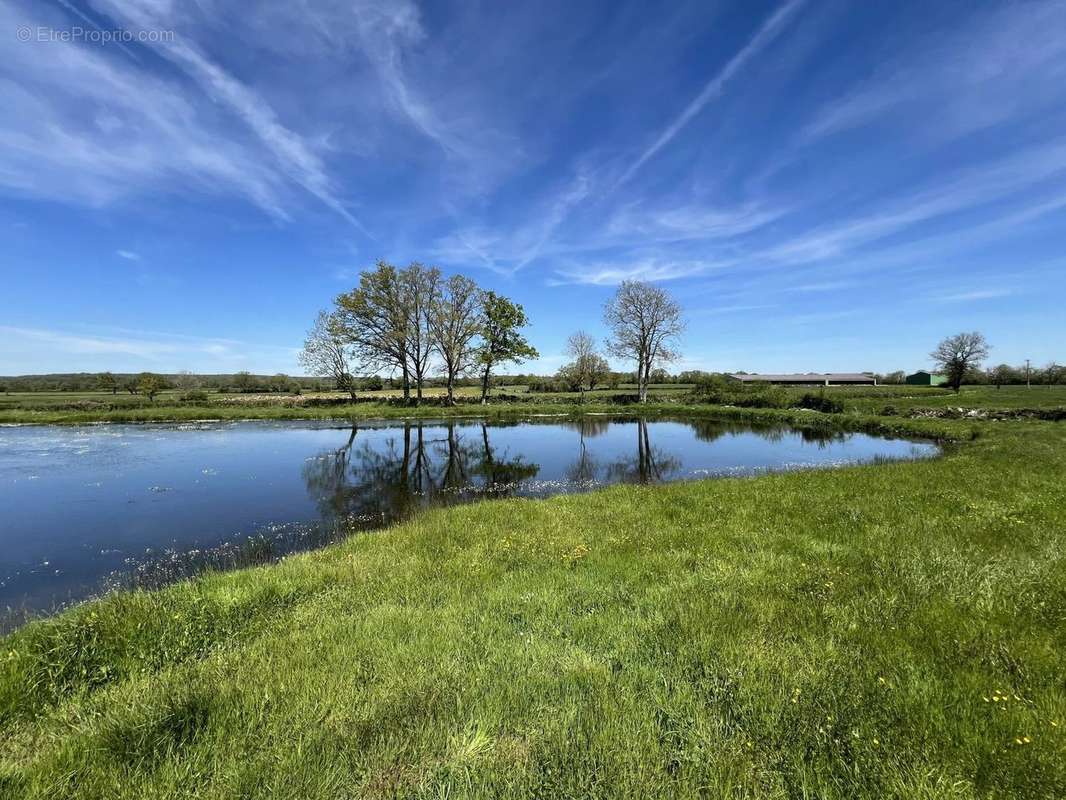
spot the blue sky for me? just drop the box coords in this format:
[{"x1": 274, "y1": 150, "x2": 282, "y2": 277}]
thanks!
[{"x1": 1, "y1": 0, "x2": 1064, "y2": 376}]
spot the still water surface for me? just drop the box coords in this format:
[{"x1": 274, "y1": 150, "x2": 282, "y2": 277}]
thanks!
[{"x1": 0, "y1": 417, "x2": 937, "y2": 619}]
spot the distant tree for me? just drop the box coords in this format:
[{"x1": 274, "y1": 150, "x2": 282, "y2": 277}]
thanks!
[
  {"x1": 988, "y1": 363, "x2": 1019, "y2": 390},
  {"x1": 677, "y1": 370, "x2": 711, "y2": 384},
  {"x1": 97, "y1": 371, "x2": 118, "y2": 395},
  {"x1": 477, "y1": 292, "x2": 539, "y2": 403},
  {"x1": 880, "y1": 370, "x2": 906, "y2": 385},
  {"x1": 358, "y1": 375, "x2": 385, "y2": 392},
  {"x1": 299, "y1": 311, "x2": 358, "y2": 400},
  {"x1": 137, "y1": 372, "x2": 167, "y2": 402},
  {"x1": 172, "y1": 370, "x2": 201, "y2": 391},
  {"x1": 603, "y1": 280, "x2": 685, "y2": 403},
  {"x1": 930, "y1": 332, "x2": 990, "y2": 393},
  {"x1": 429, "y1": 274, "x2": 483, "y2": 405},
  {"x1": 561, "y1": 330, "x2": 611, "y2": 398},
  {"x1": 233, "y1": 371, "x2": 255, "y2": 392},
  {"x1": 1044, "y1": 362, "x2": 1064, "y2": 389}
]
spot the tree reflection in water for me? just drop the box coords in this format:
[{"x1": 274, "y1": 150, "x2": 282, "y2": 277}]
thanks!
[
  {"x1": 604, "y1": 418, "x2": 683, "y2": 484},
  {"x1": 302, "y1": 417, "x2": 860, "y2": 532},
  {"x1": 301, "y1": 421, "x2": 539, "y2": 530}
]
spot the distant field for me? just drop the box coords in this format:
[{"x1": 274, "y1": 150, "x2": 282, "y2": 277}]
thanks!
[{"x1": 0, "y1": 384, "x2": 1062, "y2": 425}]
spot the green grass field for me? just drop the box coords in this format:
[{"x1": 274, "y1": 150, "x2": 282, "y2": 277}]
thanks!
[
  {"x1": 1, "y1": 403, "x2": 1064, "y2": 798},
  {"x1": 0, "y1": 384, "x2": 1062, "y2": 426}
]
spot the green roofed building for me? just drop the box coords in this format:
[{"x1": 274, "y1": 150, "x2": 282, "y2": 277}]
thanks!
[{"x1": 906, "y1": 371, "x2": 948, "y2": 386}]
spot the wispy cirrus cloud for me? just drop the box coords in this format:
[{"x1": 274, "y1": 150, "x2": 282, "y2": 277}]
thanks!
[
  {"x1": 115, "y1": 249, "x2": 140, "y2": 261},
  {"x1": 934, "y1": 288, "x2": 1015, "y2": 303},
  {"x1": 618, "y1": 0, "x2": 805, "y2": 184},
  {"x1": 759, "y1": 136, "x2": 1066, "y2": 266},
  {"x1": 85, "y1": 0, "x2": 366, "y2": 233},
  {"x1": 603, "y1": 201, "x2": 782, "y2": 244},
  {"x1": 801, "y1": 1, "x2": 1066, "y2": 144},
  {"x1": 0, "y1": 2, "x2": 296, "y2": 218},
  {"x1": 549, "y1": 258, "x2": 717, "y2": 287},
  {"x1": 0, "y1": 325, "x2": 299, "y2": 373}
]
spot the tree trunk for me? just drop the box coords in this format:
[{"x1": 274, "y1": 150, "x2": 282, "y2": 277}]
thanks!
[
  {"x1": 401, "y1": 365, "x2": 411, "y2": 402},
  {"x1": 446, "y1": 375, "x2": 455, "y2": 406},
  {"x1": 480, "y1": 364, "x2": 491, "y2": 404}
]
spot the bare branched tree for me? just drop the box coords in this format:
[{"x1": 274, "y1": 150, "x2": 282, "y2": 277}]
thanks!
[
  {"x1": 299, "y1": 310, "x2": 358, "y2": 399},
  {"x1": 401, "y1": 263, "x2": 441, "y2": 403},
  {"x1": 430, "y1": 274, "x2": 483, "y2": 405},
  {"x1": 603, "y1": 280, "x2": 685, "y2": 403},
  {"x1": 1044, "y1": 362, "x2": 1064, "y2": 389},
  {"x1": 930, "y1": 331, "x2": 990, "y2": 393},
  {"x1": 562, "y1": 330, "x2": 610, "y2": 399}
]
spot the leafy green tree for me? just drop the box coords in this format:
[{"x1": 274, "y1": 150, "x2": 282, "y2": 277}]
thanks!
[
  {"x1": 97, "y1": 371, "x2": 118, "y2": 395},
  {"x1": 136, "y1": 372, "x2": 167, "y2": 402},
  {"x1": 477, "y1": 292, "x2": 538, "y2": 403},
  {"x1": 233, "y1": 371, "x2": 255, "y2": 392},
  {"x1": 335, "y1": 262, "x2": 412, "y2": 400},
  {"x1": 429, "y1": 274, "x2": 483, "y2": 405}
]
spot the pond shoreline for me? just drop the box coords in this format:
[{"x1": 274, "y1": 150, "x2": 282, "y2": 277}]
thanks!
[
  {"x1": 3, "y1": 417, "x2": 1063, "y2": 796},
  {"x1": 0, "y1": 400, "x2": 964, "y2": 443},
  {"x1": 1, "y1": 411, "x2": 943, "y2": 624}
]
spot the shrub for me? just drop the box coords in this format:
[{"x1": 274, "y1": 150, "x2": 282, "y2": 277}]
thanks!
[
  {"x1": 796, "y1": 393, "x2": 844, "y2": 413},
  {"x1": 180, "y1": 390, "x2": 209, "y2": 403}
]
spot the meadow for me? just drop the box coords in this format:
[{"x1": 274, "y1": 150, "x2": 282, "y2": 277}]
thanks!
[
  {"x1": 1, "y1": 394, "x2": 1064, "y2": 798},
  {"x1": 1, "y1": 384, "x2": 1064, "y2": 426}
]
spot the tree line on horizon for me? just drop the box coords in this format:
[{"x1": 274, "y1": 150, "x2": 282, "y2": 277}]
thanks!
[{"x1": 2, "y1": 304, "x2": 1062, "y2": 399}]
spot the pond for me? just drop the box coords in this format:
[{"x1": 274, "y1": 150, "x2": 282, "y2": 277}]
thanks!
[{"x1": 0, "y1": 416, "x2": 937, "y2": 623}]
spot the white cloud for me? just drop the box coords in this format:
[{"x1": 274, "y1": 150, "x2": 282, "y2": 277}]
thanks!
[
  {"x1": 85, "y1": 0, "x2": 365, "y2": 232},
  {"x1": 934, "y1": 289, "x2": 1014, "y2": 303},
  {"x1": 801, "y1": 2, "x2": 1066, "y2": 144},
  {"x1": 116, "y1": 249, "x2": 140, "y2": 261},
  {"x1": 0, "y1": 325, "x2": 299, "y2": 374},
  {"x1": 551, "y1": 258, "x2": 714, "y2": 286},
  {"x1": 760, "y1": 137, "x2": 1066, "y2": 266}
]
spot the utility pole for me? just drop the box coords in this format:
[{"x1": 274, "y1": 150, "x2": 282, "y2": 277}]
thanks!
[{"x1": 1026, "y1": 359, "x2": 1031, "y2": 389}]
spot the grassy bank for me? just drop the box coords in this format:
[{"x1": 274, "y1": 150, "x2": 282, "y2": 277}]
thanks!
[
  {"x1": 2, "y1": 408, "x2": 1064, "y2": 798},
  {"x1": 0, "y1": 384, "x2": 1062, "y2": 425}
]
